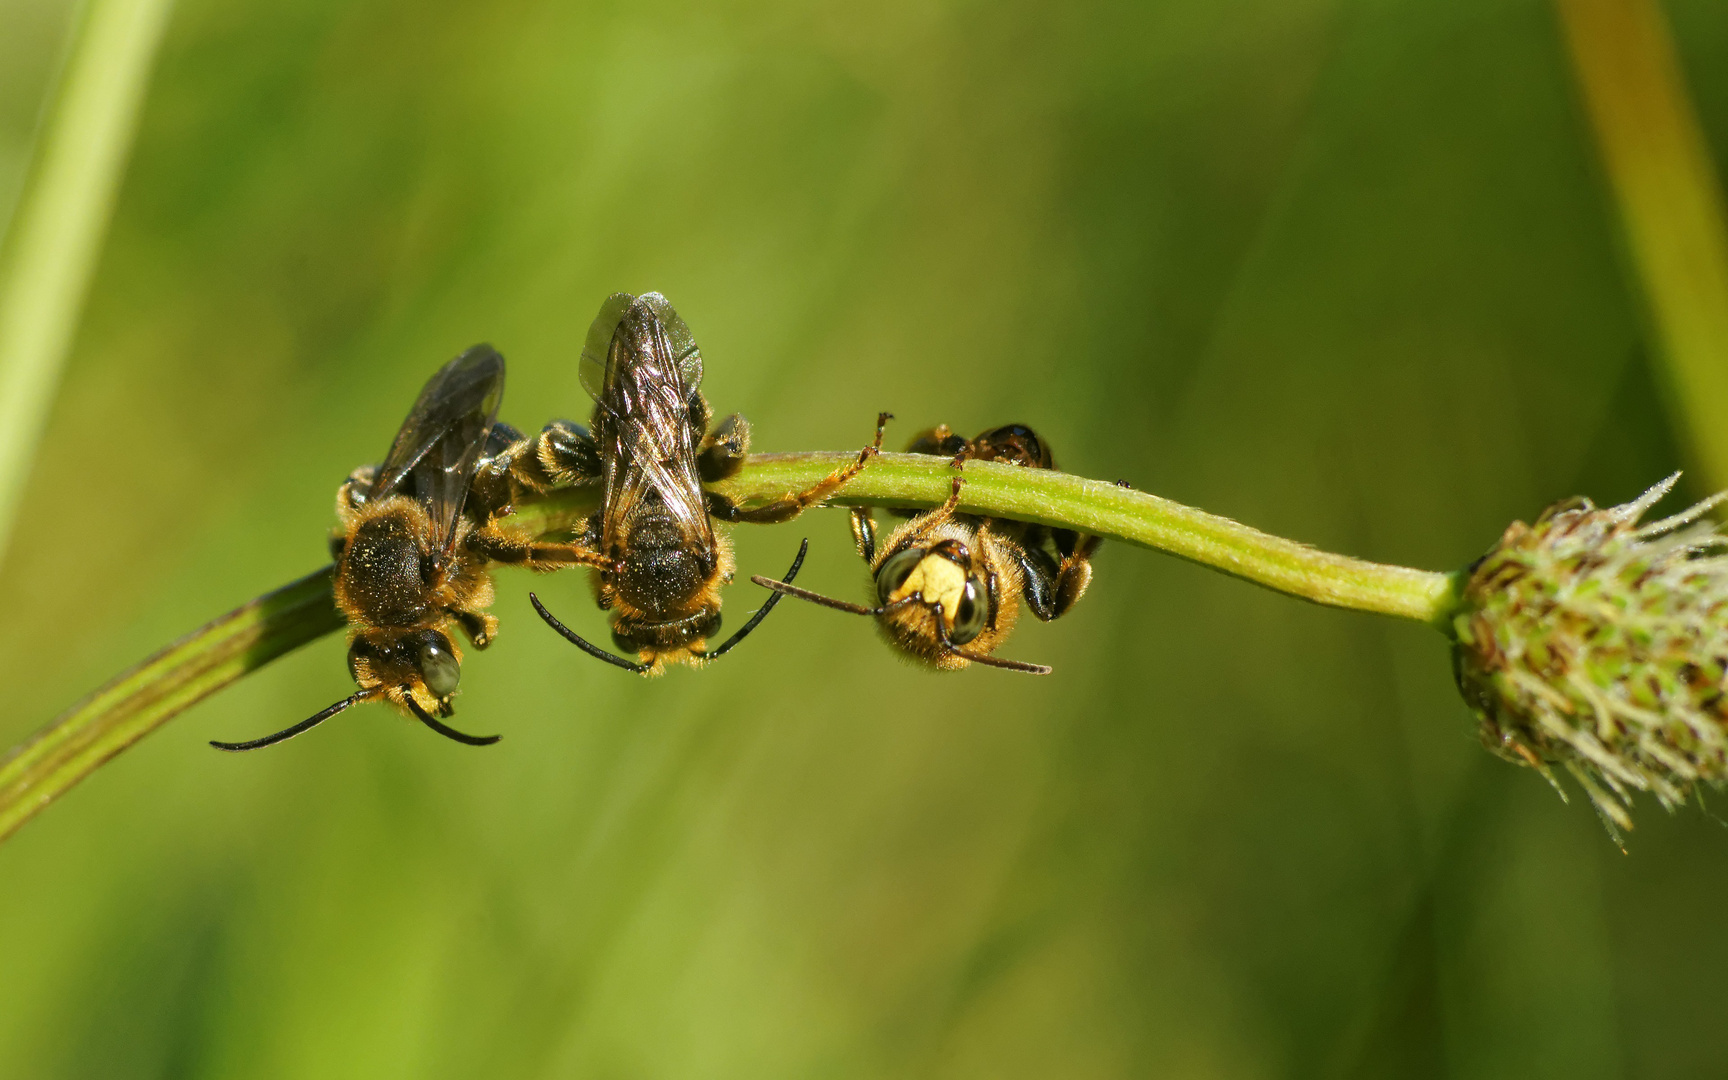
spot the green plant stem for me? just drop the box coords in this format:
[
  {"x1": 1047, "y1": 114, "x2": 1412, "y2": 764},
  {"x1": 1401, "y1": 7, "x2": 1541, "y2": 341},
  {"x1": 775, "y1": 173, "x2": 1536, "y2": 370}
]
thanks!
[
  {"x1": 725, "y1": 453, "x2": 1461, "y2": 625},
  {"x1": 0, "y1": 567, "x2": 343, "y2": 841},
  {"x1": 1554, "y1": 0, "x2": 1728, "y2": 487},
  {"x1": 0, "y1": 454, "x2": 1459, "y2": 844},
  {"x1": 0, "y1": 0, "x2": 178, "y2": 571}
]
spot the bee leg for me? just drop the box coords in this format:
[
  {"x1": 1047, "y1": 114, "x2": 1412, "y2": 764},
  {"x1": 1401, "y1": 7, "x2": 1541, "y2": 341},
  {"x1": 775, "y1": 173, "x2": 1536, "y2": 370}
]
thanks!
[
  {"x1": 698, "y1": 413, "x2": 751, "y2": 482},
  {"x1": 852, "y1": 475, "x2": 965, "y2": 542},
  {"x1": 877, "y1": 426, "x2": 965, "y2": 520},
  {"x1": 335, "y1": 465, "x2": 378, "y2": 522},
  {"x1": 475, "y1": 420, "x2": 601, "y2": 510},
  {"x1": 921, "y1": 475, "x2": 967, "y2": 531},
  {"x1": 709, "y1": 412, "x2": 891, "y2": 524},
  {"x1": 1016, "y1": 533, "x2": 1102, "y2": 621},
  {"x1": 529, "y1": 420, "x2": 602, "y2": 487},
  {"x1": 1015, "y1": 545, "x2": 1062, "y2": 621},
  {"x1": 466, "y1": 526, "x2": 610, "y2": 571},
  {"x1": 985, "y1": 568, "x2": 1002, "y2": 632},
  {"x1": 453, "y1": 610, "x2": 499, "y2": 650},
  {"x1": 1050, "y1": 534, "x2": 1104, "y2": 617},
  {"x1": 850, "y1": 507, "x2": 877, "y2": 562},
  {"x1": 494, "y1": 540, "x2": 609, "y2": 571}
]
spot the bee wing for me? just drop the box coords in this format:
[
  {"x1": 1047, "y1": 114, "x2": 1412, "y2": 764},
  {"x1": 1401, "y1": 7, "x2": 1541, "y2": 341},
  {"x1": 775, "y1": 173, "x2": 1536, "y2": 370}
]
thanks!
[
  {"x1": 578, "y1": 292, "x2": 702, "y2": 405},
  {"x1": 578, "y1": 293, "x2": 638, "y2": 406},
  {"x1": 367, "y1": 344, "x2": 505, "y2": 557},
  {"x1": 581, "y1": 294, "x2": 712, "y2": 554}
]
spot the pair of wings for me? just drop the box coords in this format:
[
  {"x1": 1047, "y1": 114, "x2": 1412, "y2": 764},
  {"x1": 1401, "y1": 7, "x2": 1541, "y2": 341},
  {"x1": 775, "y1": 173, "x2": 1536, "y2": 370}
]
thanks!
[
  {"x1": 366, "y1": 345, "x2": 506, "y2": 565},
  {"x1": 580, "y1": 292, "x2": 714, "y2": 557},
  {"x1": 366, "y1": 291, "x2": 712, "y2": 566}
]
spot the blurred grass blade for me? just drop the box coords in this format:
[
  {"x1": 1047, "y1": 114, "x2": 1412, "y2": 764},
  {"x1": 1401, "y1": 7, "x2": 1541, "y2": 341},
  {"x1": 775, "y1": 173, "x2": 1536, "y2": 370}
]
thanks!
[
  {"x1": 0, "y1": 0, "x2": 177, "y2": 571},
  {"x1": 0, "y1": 566, "x2": 343, "y2": 842},
  {"x1": 1555, "y1": 0, "x2": 1728, "y2": 485}
]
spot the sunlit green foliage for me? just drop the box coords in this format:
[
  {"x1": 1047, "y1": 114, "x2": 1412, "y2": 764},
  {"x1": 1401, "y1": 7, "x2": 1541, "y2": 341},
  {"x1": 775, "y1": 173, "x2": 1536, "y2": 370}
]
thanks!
[{"x1": 4, "y1": 0, "x2": 1728, "y2": 1076}]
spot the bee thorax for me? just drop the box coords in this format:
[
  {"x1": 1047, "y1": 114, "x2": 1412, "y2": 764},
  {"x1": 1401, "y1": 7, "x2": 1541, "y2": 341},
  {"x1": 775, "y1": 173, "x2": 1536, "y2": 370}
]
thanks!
[{"x1": 339, "y1": 510, "x2": 434, "y2": 625}]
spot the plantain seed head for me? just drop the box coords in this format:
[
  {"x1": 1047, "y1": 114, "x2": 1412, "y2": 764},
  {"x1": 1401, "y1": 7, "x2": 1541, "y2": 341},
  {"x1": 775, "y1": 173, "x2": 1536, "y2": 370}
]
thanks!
[{"x1": 1452, "y1": 473, "x2": 1728, "y2": 836}]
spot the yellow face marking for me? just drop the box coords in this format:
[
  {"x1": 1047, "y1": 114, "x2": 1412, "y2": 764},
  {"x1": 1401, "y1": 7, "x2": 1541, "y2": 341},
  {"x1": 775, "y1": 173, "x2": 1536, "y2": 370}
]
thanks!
[{"x1": 892, "y1": 554, "x2": 969, "y2": 624}]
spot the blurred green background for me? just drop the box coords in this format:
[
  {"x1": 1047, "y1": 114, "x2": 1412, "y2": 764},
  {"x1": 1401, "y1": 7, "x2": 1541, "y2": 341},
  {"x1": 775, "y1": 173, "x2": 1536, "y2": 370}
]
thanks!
[{"x1": 4, "y1": 0, "x2": 1728, "y2": 1076}]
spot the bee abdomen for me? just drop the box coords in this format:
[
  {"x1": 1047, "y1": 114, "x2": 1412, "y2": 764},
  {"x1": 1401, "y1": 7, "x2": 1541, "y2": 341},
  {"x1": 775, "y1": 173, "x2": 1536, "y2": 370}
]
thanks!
[{"x1": 615, "y1": 514, "x2": 711, "y2": 618}]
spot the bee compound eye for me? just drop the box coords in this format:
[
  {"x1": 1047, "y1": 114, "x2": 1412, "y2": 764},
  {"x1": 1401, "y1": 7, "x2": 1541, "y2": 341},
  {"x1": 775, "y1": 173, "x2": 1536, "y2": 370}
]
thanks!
[
  {"x1": 417, "y1": 635, "x2": 461, "y2": 697},
  {"x1": 877, "y1": 548, "x2": 924, "y2": 605},
  {"x1": 950, "y1": 578, "x2": 988, "y2": 645}
]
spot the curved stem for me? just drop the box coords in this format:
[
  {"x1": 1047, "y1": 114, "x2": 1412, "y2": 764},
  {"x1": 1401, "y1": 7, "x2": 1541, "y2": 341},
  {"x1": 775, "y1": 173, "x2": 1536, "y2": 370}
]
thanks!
[
  {"x1": 0, "y1": 455, "x2": 1460, "y2": 844},
  {"x1": 721, "y1": 452, "x2": 1461, "y2": 626},
  {"x1": 0, "y1": 566, "x2": 343, "y2": 841}
]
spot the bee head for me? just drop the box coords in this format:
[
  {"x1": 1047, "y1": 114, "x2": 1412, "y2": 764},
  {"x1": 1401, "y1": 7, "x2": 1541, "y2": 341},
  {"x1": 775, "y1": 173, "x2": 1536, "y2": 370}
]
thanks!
[
  {"x1": 875, "y1": 540, "x2": 990, "y2": 646},
  {"x1": 348, "y1": 628, "x2": 462, "y2": 707},
  {"x1": 747, "y1": 521, "x2": 1050, "y2": 674}
]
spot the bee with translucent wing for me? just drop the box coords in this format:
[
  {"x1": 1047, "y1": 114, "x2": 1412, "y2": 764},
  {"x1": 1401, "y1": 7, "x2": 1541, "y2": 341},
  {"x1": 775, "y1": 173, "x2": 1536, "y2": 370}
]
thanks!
[
  {"x1": 210, "y1": 346, "x2": 605, "y2": 751},
  {"x1": 520, "y1": 292, "x2": 885, "y2": 673}
]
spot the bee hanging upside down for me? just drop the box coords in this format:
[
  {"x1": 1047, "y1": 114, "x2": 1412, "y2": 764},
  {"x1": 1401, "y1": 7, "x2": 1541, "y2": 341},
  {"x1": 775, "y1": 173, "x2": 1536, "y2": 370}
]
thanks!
[
  {"x1": 752, "y1": 423, "x2": 1102, "y2": 674},
  {"x1": 517, "y1": 292, "x2": 886, "y2": 673},
  {"x1": 210, "y1": 345, "x2": 605, "y2": 752}
]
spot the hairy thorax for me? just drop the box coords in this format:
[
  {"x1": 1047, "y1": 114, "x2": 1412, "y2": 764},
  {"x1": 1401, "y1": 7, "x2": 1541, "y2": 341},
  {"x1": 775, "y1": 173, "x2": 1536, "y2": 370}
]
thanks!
[{"x1": 334, "y1": 496, "x2": 493, "y2": 630}]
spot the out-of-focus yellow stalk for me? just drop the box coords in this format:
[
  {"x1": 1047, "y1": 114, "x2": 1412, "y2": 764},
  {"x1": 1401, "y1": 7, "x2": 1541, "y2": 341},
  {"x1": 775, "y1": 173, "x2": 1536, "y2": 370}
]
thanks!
[
  {"x1": 0, "y1": 0, "x2": 178, "y2": 571},
  {"x1": 1555, "y1": 0, "x2": 1728, "y2": 486}
]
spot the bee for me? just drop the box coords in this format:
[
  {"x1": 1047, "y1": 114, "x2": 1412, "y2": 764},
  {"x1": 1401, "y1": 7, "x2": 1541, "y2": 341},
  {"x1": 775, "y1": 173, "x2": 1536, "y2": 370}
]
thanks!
[
  {"x1": 523, "y1": 292, "x2": 885, "y2": 673},
  {"x1": 751, "y1": 423, "x2": 1101, "y2": 674},
  {"x1": 211, "y1": 345, "x2": 605, "y2": 751}
]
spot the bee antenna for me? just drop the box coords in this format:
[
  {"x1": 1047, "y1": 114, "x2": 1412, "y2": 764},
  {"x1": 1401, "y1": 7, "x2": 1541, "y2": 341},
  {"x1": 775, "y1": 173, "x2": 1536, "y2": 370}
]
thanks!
[
  {"x1": 529, "y1": 592, "x2": 652, "y2": 673},
  {"x1": 748, "y1": 575, "x2": 881, "y2": 617},
  {"x1": 952, "y1": 650, "x2": 1053, "y2": 675},
  {"x1": 210, "y1": 691, "x2": 373, "y2": 751},
  {"x1": 933, "y1": 612, "x2": 1052, "y2": 676},
  {"x1": 699, "y1": 538, "x2": 810, "y2": 661},
  {"x1": 404, "y1": 697, "x2": 501, "y2": 745}
]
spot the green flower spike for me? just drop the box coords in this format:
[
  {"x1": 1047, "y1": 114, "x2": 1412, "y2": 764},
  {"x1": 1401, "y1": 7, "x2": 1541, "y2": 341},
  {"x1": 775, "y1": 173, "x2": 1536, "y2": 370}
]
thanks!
[{"x1": 1453, "y1": 474, "x2": 1728, "y2": 836}]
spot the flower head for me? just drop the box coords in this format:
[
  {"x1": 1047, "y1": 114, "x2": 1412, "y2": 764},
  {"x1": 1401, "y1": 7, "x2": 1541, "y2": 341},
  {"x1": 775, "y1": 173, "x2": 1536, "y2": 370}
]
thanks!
[{"x1": 1453, "y1": 474, "x2": 1728, "y2": 835}]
